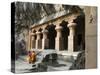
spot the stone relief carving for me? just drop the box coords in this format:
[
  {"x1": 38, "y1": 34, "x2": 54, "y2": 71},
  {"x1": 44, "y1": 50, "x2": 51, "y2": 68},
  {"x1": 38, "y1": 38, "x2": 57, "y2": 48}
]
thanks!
[{"x1": 89, "y1": 15, "x2": 94, "y2": 23}]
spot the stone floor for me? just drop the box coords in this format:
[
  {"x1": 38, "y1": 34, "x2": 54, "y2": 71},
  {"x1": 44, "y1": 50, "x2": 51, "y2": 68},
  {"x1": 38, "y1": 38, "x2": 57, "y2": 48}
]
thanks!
[
  {"x1": 15, "y1": 55, "x2": 73, "y2": 73},
  {"x1": 15, "y1": 58, "x2": 33, "y2": 73},
  {"x1": 47, "y1": 60, "x2": 72, "y2": 71},
  {"x1": 14, "y1": 50, "x2": 84, "y2": 73}
]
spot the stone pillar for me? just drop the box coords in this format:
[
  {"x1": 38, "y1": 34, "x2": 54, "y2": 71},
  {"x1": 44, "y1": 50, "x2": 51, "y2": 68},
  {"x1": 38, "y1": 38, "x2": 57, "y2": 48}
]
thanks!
[
  {"x1": 36, "y1": 31, "x2": 41, "y2": 49},
  {"x1": 68, "y1": 22, "x2": 77, "y2": 52},
  {"x1": 55, "y1": 25, "x2": 62, "y2": 51},
  {"x1": 42, "y1": 29, "x2": 49, "y2": 50},
  {"x1": 28, "y1": 30, "x2": 31, "y2": 51},
  {"x1": 31, "y1": 33, "x2": 36, "y2": 50}
]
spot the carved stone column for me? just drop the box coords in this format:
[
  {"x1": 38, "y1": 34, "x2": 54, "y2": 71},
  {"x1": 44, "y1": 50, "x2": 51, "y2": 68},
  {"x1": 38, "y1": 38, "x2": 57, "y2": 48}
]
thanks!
[
  {"x1": 55, "y1": 25, "x2": 62, "y2": 51},
  {"x1": 31, "y1": 33, "x2": 36, "y2": 50},
  {"x1": 42, "y1": 29, "x2": 49, "y2": 50},
  {"x1": 28, "y1": 31, "x2": 31, "y2": 51},
  {"x1": 36, "y1": 31, "x2": 41, "y2": 49},
  {"x1": 68, "y1": 22, "x2": 77, "y2": 52}
]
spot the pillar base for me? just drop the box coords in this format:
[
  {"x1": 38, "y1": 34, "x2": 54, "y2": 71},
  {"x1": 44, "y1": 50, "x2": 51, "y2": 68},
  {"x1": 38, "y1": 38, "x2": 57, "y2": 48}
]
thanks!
[
  {"x1": 68, "y1": 35, "x2": 77, "y2": 52},
  {"x1": 55, "y1": 37, "x2": 63, "y2": 51},
  {"x1": 42, "y1": 39, "x2": 49, "y2": 50}
]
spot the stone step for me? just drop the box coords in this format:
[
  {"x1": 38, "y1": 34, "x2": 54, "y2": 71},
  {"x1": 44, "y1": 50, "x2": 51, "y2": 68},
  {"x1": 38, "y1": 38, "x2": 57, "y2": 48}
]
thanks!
[
  {"x1": 47, "y1": 61, "x2": 73, "y2": 71},
  {"x1": 57, "y1": 51, "x2": 81, "y2": 62},
  {"x1": 57, "y1": 54, "x2": 75, "y2": 63},
  {"x1": 48, "y1": 66, "x2": 69, "y2": 71}
]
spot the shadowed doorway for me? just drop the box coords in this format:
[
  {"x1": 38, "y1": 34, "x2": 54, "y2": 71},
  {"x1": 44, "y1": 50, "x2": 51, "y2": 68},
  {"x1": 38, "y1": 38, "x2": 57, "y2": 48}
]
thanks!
[
  {"x1": 46, "y1": 24, "x2": 56, "y2": 49},
  {"x1": 60, "y1": 21, "x2": 69, "y2": 51}
]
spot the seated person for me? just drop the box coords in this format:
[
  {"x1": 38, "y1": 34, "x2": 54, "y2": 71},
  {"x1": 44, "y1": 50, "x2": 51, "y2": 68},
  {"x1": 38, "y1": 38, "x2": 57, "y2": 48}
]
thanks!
[{"x1": 27, "y1": 51, "x2": 36, "y2": 64}]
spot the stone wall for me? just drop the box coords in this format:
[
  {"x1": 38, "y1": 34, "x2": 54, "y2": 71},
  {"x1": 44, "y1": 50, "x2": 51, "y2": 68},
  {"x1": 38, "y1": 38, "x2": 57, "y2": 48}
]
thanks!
[{"x1": 84, "y1": 6, "x2": 97, "y2": 69}]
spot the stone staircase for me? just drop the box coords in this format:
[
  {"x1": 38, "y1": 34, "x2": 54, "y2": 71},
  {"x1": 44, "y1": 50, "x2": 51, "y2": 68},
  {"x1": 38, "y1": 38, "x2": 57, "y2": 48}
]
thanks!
[
  {"x1": 17, "y1": 51, "x2": 85, "y2": 71},
  {"x1": 47, "y1": 59, "x2": 73, "y2": 71},
  {"x1": 57, "y1": 51, "x2": 81, "y2": 62},
  {"x1": 47, "y1": 51, "x2": 84, "y2": 71}
]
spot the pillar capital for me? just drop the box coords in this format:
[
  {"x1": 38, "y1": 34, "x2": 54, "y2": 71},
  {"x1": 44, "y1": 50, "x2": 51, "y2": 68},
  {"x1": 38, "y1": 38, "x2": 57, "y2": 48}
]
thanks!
[
  {"x1": 42, "y1": 29, "x2": 48, "y2": 33},
  {"x1": 42, "y1": 29, "x2": 48, "y2": 39},
  {"x1": 30, "y1": 33, "x2": 36, "y2": 36},
  {"x1": 68, "y1": 22, "x2": 77, "y2": 36},
  {"x1": 67, "y1": 22, "x2": 77, "y2": 28},
  {"x1": 55, "y1": 25, "x2": 62, "y2": 31},
  {"x1": 36, "y1": 31, "x2": 41, "y2": 40},
  {"x1": 31, "y1": 35, "x2": 35, "y2": 40},
  {"x1": 55, "y1": 25, "x2": 62, "y2": 38},
  {"x1": 36, "y1": 31, "x2": 41, "y2": 35}
]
